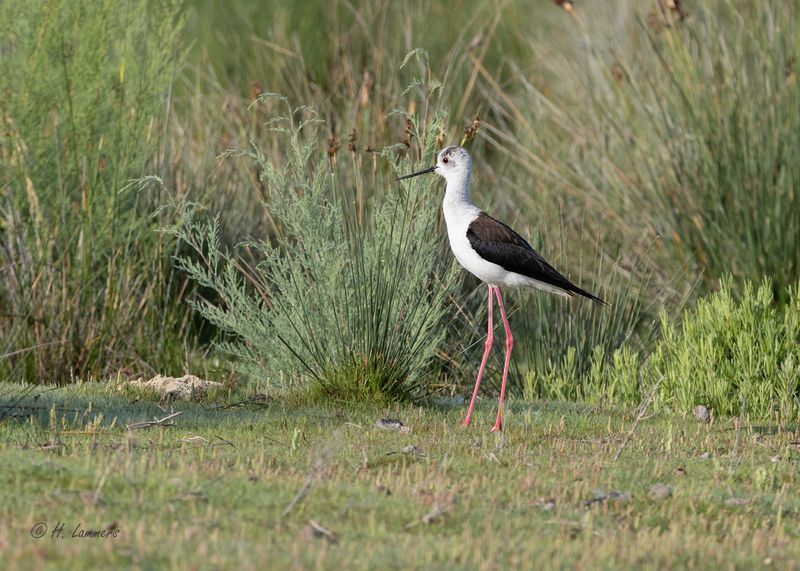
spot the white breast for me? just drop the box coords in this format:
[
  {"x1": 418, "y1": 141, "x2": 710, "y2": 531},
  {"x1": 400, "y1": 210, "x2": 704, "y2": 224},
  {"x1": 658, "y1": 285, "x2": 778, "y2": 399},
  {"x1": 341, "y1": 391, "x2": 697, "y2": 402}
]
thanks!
[{"x1": 443, "y1": 202, "x2": 514, "y2": 287}]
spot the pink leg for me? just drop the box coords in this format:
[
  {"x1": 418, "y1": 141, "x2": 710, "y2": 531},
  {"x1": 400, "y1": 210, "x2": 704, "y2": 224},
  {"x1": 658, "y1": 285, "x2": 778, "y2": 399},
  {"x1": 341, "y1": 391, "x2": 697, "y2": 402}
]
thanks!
[
  {"x1": 463, "y1": 286, "x2": 495, "y2": 427},
  {"x1": 492, "y1": 288, "x2": 514, "y2": 432}
]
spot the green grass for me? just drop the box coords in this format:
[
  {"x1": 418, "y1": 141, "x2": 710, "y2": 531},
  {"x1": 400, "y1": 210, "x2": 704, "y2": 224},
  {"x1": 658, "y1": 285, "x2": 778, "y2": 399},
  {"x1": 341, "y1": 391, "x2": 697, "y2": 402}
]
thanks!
[
  {"x1": 0, "y1": 0, "x2": 189, "y2": 383},
  {"x1": 1, "y1": 383, "x2": 799, "y2": 569}
]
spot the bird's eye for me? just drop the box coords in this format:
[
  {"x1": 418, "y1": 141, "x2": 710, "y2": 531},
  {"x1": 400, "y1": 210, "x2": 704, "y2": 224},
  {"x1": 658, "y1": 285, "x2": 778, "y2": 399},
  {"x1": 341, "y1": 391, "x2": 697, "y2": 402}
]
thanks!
[{"x1": 442, "y1": 157, "x2": 449, "y2": 164}]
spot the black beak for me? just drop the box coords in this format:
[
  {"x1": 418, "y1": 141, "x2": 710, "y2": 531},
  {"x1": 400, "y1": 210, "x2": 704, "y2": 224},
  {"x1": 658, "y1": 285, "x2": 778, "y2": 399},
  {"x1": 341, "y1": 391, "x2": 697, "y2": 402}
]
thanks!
[{"x1": 396, "y1": 165, "x2": 436, "y2": 181}]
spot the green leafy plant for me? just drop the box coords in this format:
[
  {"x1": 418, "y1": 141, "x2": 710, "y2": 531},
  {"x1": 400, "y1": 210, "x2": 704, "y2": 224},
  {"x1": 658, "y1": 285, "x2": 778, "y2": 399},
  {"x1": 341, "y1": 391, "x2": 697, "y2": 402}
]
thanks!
[
  {"x1": 522, "y1": 277, "x2": 800, "y2": 421},
  {"x1": 649, "y1": 278, "x2": 800, "y2": 421},
  {"x1": 523, "y1": 343, "x2": 643, "y2": 406}
]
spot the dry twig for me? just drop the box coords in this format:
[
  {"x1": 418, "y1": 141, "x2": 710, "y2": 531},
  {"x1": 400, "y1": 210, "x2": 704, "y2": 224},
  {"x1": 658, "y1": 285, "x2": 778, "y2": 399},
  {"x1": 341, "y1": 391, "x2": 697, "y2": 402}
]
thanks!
[
  {"x1": 404, "y1": 497, "x2": 457, "y2": 530},
  {"x1": 126, "y1": 411, "x2": 183, "y2": 431},
  {"x1": 309, "y1": 519, "x2": 339, "y2": 544},
  {"x1": 613, "y1": 376, "x2": 664, "y2": 462}
]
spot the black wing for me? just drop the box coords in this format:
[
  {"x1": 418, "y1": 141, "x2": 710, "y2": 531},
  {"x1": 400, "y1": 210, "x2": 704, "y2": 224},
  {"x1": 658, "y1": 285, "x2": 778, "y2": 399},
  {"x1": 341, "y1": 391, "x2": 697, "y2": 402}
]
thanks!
[{"x1": 466, "y1": 213, "x2": 605, "y2": 304}]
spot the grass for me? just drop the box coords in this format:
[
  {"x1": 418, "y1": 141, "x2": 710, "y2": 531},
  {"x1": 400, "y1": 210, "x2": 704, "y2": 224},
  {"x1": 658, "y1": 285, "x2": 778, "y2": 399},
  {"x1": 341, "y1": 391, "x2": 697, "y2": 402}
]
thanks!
[
  {"x1": 0, "y1": 0, "x2": 189, "y2": 383},
  {"x1": 1, "y1": 383, "x2": 799, "y2": 569}
]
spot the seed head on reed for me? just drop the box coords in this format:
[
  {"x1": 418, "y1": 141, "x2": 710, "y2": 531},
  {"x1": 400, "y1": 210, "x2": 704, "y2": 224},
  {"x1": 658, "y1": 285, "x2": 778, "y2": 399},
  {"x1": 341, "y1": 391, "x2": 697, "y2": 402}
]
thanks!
[
  {"x1": 348, "y1": 128, "x2": 357, "y2": 153},
  {"x1": 553, "y1": 0, "x2": 574, "y2": 13},
  {"x1": 250, "y1": 81, "x2": 263, "y2": 102},
  {"x1": 401, "y1": 118, "x2": 414, "y2": 148},
  {"x1": 648, "y1": 0, "x2": 688, "y2": 32},
  {"x1": 461, "y1": 114, "x2": 481, "y2": 146},
  {"x1": 327, "y1": 132, "x2": 340, "y2": 165}
]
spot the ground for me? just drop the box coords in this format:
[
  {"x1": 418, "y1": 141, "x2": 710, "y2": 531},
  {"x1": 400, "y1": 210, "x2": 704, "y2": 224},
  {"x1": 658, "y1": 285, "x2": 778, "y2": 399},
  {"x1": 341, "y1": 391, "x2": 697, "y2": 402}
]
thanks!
[{"x1": 0, "y1": 383, "x2": 798, "y2": 570}]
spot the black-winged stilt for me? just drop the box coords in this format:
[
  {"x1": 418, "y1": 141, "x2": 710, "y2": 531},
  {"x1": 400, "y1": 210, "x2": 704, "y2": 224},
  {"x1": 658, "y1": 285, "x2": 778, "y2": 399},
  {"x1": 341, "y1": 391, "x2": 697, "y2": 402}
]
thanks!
[{"x1": 398, "y1": 146, "x2": 604, "y2": 431}]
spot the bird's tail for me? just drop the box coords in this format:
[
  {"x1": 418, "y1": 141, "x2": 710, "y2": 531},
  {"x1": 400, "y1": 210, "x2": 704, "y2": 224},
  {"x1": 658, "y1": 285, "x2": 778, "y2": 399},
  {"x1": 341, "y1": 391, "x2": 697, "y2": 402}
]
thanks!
[{"x1": 570, "y1": 285, "x2": 607, "y2": 306}]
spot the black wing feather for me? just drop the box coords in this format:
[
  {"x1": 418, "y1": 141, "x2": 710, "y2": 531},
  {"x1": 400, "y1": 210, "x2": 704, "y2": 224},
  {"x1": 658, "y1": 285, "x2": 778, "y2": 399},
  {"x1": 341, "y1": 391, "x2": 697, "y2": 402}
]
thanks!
[{"x1": 466, "y1": 213, "x2": 605, "y2": 304}]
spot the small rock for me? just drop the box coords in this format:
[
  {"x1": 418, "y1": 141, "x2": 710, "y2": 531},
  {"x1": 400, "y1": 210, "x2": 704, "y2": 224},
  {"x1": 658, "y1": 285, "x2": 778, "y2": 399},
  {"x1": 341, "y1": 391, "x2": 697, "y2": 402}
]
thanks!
[
  {"x1": 584, "y1": 489, "x2": 631, "y2": 507},
  {"x1": 387, "y1": 444, "x2": 425, "y2": 457},
  {"x1": 693, "y1": 405, "x2": 712, "y2": 424},
  {"x1": 650, "y1": 483, "x2": 673, "y2": 500},
  {"x1": 699, "y1": 451, "x2": 713, "y2": 460},
  {"x1": 770, "y1": 455, "x2": 781, "y2": 463},
  {"x1": 674, "y1": 467, "x2": 687, "y2": 477},
  {"x1": 535, "y1": 497, "x2": 556, "y2": 511},
  {"x1": 401, "y1": 445, "x2": 424, "y2": 456},
  {"x1": 375, "y1": 418, "x2": 411, "y2": 433}
]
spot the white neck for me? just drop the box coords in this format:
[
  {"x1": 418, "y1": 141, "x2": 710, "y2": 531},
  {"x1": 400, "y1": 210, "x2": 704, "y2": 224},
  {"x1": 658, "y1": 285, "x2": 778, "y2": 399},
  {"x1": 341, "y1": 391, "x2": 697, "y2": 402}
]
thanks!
[
  {"x1": 442, "y1": 166, "x2": 480, "y2": 230},
  {"x1": 442, "y1": 166, "x2": 475, "y2": 211}
]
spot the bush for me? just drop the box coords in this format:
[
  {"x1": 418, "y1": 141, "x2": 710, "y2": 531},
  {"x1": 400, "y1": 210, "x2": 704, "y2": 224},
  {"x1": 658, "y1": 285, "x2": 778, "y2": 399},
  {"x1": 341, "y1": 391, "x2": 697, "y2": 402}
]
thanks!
[
  {"x1": 521, "y1": 277, "x2": 800, "y2": 422},
  {"x1": 649, "y1": 278, "x2": 800, "y2": 421},
  {"x1": 523, "y1": 344, "x2": 643, "y2": 406},
  {"x1": 173, "y1": 93, "x2": 455, "y2": 403}
]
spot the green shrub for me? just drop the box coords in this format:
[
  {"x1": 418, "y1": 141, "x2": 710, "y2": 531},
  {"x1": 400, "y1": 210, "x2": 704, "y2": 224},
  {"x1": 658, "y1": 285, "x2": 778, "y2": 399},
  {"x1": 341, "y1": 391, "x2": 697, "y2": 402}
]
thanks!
[
  {"x1": 522, "y1": 277, "x2": 800, "y2": 421},
  {"x1": 173, "y1": 93, "x2": 455, "y2": 403},
  {"x1": 649, "y1": 278, "x2": 800, "y2": 421},
  {"x1": 0, "y1": 1, "x2": 188, "y2": 382},
  {"x1": 523, "y1": 344, "x2": 643, "y2": 406}
]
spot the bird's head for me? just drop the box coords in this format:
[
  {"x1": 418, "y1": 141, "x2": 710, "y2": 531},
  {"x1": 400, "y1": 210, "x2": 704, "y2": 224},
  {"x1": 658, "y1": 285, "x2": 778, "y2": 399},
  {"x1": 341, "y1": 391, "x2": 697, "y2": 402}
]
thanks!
[{"x1": 397, "y1": 145, "x2": 472, "y2": 186}]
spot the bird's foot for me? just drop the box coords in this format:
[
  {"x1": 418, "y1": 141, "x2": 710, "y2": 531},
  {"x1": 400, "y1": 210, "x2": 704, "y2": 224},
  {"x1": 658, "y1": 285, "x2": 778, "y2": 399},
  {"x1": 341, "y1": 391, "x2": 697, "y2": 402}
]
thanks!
[
  {"x1": 491, "y1": 420, "x2": 503, "y2": 432},
  {"x1": 462, "y1": 418, "x2": 472, "y2": 428}
]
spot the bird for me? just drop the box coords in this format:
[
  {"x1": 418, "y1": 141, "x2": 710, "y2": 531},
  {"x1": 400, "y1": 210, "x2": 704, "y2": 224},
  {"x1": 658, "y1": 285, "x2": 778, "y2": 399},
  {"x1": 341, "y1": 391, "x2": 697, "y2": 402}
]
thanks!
[{"x1": 398, "y1": 146, "x2": 604, "y2": 431}]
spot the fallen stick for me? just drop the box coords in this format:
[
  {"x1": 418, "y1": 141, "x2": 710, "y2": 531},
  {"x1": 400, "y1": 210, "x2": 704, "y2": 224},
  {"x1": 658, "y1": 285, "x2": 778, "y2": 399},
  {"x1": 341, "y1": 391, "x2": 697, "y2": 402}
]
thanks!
[
  {"x1": 126, "y1": 411, "x2": 183, "y2": 431},
  {"x1": 613, "y1": 375, "x2": 664, "y2": 462}
]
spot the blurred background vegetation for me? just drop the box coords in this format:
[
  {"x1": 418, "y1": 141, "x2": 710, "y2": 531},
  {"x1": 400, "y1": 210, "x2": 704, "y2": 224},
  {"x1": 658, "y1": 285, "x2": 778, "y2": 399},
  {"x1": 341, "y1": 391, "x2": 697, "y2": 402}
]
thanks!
[{"x1": 1, "y1": 0, "x2": 798, "y2": 420}]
